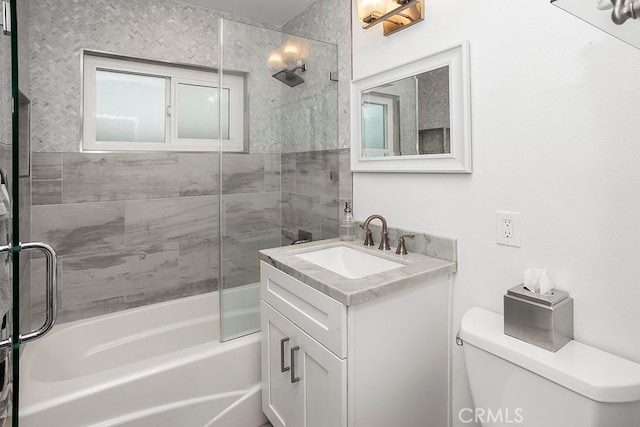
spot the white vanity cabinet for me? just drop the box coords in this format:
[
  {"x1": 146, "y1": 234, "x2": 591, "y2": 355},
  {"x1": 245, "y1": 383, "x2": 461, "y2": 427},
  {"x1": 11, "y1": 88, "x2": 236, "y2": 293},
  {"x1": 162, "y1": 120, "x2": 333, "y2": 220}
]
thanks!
[
  {"x1": 260, "y1": 258, "x2": 451, "y2": 427},
  {"x1": 261, "y1": 262, "x2": 347, "y2": 427},
  {"x1": 262, "y1": 302, "x2": 347, "y2": 427}
]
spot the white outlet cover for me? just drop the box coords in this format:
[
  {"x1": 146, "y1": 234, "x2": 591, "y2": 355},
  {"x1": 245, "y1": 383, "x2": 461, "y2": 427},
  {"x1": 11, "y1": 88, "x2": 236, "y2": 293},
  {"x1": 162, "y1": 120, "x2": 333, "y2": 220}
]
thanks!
[{"x1": 496, "y1": 211, "x2": 521, "y2": 247}]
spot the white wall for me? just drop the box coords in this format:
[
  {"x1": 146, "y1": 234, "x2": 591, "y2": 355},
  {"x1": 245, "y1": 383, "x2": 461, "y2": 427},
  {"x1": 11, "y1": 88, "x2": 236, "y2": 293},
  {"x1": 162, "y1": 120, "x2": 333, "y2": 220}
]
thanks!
[{"x1": 351, "y1": 1, "x2": 640, "y2": 425}]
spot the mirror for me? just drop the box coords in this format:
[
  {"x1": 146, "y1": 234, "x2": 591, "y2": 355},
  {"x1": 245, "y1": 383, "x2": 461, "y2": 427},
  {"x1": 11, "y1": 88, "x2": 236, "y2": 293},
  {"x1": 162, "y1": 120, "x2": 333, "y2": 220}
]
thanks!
[
  {"x1": 361, "y1": 66, "x2": 450, "y2": 157},
  {"x1": 552, "y1": 0, "x2": 640, "y2": 50},
  {"x1": 351, "y1": 42, "x2": 471, "y2": 173}
]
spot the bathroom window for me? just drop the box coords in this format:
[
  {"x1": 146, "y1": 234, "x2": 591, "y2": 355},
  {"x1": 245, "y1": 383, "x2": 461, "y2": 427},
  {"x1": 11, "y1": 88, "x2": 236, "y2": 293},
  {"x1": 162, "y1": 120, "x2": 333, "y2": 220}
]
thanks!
[
  {"x1": 82, "y1": 53, "x2": 246, "y2": 152},
  {"x1": 361, "y1": 92, "x2": 400, "y2": 157}
]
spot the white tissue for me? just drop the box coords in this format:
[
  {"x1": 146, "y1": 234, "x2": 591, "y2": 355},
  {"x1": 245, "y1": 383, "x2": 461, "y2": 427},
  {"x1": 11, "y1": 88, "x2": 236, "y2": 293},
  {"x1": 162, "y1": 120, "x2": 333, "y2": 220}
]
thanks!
[
  {"x1": 524, "y1": 268, "x2": 540, "y2": 292},
  {"x1": 524, "y1": 267, "x2": 554, "y2": 296},
  {"x1": 539, "y1": 271, "x2": 553, "y2": 296}
]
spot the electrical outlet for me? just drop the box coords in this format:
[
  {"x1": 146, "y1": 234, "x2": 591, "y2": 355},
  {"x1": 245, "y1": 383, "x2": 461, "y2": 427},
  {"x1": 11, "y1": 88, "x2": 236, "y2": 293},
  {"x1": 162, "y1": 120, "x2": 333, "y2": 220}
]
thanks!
[
  {"x1": 496, "y1": 211, "x2": 520, "y2": 247},
  {"x1": 502, "y1": 218, "x2": 513, "y2": 239}
]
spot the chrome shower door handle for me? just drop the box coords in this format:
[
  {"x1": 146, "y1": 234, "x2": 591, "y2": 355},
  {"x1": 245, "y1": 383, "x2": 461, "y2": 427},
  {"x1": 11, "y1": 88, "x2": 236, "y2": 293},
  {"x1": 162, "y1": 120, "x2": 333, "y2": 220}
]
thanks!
[
  {"x1": 290, "y1": 346, "x2": 300, "y2": 383},
  {"x1": 0, "y1": 242, "x2": 58, "y2": 349},
  {"x1": 18, "y1": 242, "x2": 58, "y2": 344},
  {"x1": 280, "y1": 337, "x2": 290, "y2": 372}
]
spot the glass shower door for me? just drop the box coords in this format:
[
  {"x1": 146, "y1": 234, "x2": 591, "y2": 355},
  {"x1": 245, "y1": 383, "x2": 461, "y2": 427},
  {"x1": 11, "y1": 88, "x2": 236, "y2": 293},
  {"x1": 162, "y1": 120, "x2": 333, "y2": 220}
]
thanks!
[
  {"x1": 0, "y1": 2, "x2": 17, "y2": 420},
  {"x1": 219, "y1": 18, "x2": 280, "y2": 340},
  {"x1": 1, "y1": 3, "x2": 59, "y2": 425},
  {"x1": 218, "y1": 18, "x2": 340, "y2": 341}
]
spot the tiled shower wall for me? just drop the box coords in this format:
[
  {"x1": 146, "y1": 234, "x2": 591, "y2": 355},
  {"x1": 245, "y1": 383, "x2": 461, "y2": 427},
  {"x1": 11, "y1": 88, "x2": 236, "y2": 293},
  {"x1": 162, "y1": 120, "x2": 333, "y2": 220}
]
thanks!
[
  {"x1": 30, "y1": 152, "x2": 283, "y2": 324},
  {"x1": 281, "y1": 150, "x2": 340, "y2": 245},
  {"x1": 28, "y1": 0, "x2": 343, "y2": 324},
  {"x1": 31, "y1": 152, "x2": 215, "y2": 323},
  {"x1": 223, "y1": 17, "x2": 341, "y2": 254},
  {"x1": 283, "y1": 0, "x2": 353, "y2": 206},
  {"x1": 27, "y1": 0, "x2": 289, "y2": 323}
]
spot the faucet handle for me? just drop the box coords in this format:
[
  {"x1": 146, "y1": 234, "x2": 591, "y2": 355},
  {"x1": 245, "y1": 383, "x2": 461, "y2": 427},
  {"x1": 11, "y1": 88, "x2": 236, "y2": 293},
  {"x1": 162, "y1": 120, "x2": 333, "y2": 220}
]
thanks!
[
  {"x1": 395, "y1": 234, "x2": 415, "y2": 255},
  {"x1": 363, "y1": 229, "x2": 375, "y2": 246}
]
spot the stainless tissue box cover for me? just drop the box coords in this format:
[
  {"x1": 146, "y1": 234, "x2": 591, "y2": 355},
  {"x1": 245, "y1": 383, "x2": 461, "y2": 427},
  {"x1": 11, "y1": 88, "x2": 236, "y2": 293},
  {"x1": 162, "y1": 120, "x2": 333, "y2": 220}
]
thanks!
[{"x1": 503, "y1": 284, "x2": 574, "y2": 352}]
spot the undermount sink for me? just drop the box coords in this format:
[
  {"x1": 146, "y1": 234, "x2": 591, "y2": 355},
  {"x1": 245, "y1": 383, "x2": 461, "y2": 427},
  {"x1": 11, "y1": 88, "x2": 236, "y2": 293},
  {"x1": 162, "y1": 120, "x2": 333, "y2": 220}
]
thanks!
[{"x1": 295, "y1": 245, "x2": 403, "y2": 279}]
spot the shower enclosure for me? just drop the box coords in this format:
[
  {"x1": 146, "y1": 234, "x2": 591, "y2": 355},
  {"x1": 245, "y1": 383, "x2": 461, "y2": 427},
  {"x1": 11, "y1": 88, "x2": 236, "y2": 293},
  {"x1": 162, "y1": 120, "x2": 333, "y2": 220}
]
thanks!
[
  {"x1": 219, "y1": 19, "x2": 340, "y2": 340},
  {"x1": 0, "y1": 1, "x2": 339, "y2": 424}
]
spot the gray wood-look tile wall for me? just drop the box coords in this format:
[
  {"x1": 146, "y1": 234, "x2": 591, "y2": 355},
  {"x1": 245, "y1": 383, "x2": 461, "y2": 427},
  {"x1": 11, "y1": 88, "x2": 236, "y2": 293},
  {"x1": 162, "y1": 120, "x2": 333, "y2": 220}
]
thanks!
[
  {"x1": 281, "y1": 150, "x2": 342, "y2": 245},
  {"x1": 30, "y1": 152, "x2": 259, "y2": 323},
  {"x1": 30, "y1": 149, "x2": 343, "y2": 325}
]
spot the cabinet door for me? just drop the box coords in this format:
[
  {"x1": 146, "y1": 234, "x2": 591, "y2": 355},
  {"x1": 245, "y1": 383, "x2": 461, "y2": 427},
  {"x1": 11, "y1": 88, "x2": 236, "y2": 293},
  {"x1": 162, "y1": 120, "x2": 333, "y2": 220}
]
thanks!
[
  {"x1": 294, "y1": 321, "x2": 347, "y2": 427},
  {"x1": 262, "y1": 301, "x2": 347, "y2": 427},
  {"x1": 262, "y1": 301, "x2": 301, "y2": 427}
]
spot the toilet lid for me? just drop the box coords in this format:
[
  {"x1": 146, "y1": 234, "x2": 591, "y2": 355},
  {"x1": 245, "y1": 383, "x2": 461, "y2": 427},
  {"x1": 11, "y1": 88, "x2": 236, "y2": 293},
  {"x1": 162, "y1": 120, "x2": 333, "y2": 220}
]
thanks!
[{"x1": 460, "y1": 307, "x2": 640, "y2": 403}]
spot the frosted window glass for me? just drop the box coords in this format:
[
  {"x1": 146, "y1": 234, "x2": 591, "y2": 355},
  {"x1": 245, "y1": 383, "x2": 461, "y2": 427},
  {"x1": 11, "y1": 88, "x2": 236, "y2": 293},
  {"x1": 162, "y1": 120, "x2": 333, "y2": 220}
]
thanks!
[
  {"x1": 362, "y1": 102, "x2": 386, "y2": 149},
  {"x1": 95, "y1": 71, "x2": 166, "y2": 142},
  {"x1": 177, "y1": 84, "x2": 230, "y2": 140}
]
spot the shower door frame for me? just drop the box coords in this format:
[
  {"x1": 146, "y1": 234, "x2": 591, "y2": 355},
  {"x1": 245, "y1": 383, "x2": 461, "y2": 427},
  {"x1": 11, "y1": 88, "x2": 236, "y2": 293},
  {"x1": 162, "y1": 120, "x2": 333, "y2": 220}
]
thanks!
[{"x1": 5, "y1": 3, "x2": 60, "y2": 425}]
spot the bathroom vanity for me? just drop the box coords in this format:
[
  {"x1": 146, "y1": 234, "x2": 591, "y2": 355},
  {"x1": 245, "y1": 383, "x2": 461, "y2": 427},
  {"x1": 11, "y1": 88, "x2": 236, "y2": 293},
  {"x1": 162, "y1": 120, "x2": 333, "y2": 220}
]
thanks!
[{"x1": 258, "y1": 238, "x2": 456, "y2": 427}]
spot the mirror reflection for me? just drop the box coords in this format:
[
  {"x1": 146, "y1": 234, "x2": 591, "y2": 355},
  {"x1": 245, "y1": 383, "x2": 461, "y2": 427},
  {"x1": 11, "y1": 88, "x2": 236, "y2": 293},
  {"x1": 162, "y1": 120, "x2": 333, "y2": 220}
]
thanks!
[
  {"x1": 361, "y1": 65, "x2": 450, "y2": 158},
  {"x1": 552, "y1": 0, "x2": 640, "y2": 50}
]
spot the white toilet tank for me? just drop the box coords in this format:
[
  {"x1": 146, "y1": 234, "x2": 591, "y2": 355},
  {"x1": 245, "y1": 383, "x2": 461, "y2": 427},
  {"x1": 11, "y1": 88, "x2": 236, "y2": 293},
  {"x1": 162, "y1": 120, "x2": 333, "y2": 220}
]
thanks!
[{"x1": 460, "y1": 307, "x2": 640, "y2": 427}]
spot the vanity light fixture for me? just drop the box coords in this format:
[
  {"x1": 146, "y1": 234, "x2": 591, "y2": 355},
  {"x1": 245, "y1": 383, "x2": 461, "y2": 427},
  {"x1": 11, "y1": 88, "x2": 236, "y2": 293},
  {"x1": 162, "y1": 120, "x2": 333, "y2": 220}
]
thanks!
[{"x1": 356, "y1": 0, "x2": 424, "y2": 36}]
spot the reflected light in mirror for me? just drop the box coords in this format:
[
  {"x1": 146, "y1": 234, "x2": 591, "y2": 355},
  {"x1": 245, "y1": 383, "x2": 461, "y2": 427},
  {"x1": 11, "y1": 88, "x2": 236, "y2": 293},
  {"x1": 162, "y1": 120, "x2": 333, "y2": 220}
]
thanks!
[
  {"x1": 267, "y1": 51, "x2": 284, "y2": 72},
  {"x1": 282, "y1": 43, "x2": 300, "y2": 64},
  {"x1": 269, "y1": 38, "x2": 311, "y2": 73},
  {"x1": 282, "y1": 38, "x2": 310, "y2": 66},
  {"x1": 552, "y1": 0, "x2": 640, "y2": 50},
  {"x1": 357, "y1": 0, "x2": 387, "y2": 22}
]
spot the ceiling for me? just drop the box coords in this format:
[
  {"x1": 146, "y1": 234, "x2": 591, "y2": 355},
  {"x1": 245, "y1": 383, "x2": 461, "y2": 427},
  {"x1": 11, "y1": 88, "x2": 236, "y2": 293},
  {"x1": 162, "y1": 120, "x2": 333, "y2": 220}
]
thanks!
[{"x1": 175, "y1": 0, "x2": 320, "y2": 27}]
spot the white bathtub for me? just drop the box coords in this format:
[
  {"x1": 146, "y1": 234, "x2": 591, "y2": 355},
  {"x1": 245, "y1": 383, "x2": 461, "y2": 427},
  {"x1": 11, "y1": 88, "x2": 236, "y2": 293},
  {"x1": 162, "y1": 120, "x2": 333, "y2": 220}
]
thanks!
[{"x1": 19, "y1": 289, "x2": 267, "y2": 427}]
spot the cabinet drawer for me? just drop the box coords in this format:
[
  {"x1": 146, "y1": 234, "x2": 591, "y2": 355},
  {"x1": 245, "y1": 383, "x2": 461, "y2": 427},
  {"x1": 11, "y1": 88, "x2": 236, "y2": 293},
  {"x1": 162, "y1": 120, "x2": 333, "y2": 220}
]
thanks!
[{"x1": 261, "y1": 262, "x2": 347, "y2": 358}]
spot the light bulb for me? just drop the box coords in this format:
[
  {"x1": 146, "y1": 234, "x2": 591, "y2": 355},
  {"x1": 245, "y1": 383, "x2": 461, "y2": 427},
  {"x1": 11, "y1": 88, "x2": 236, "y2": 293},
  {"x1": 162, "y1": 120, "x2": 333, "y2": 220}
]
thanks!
[
  {"x1": 282, "y1": 42, "x2": 300, "y2": 66},
  {"x1": 357, "y1": 0, "x2": 387, "y2": 22},
  {"x1": 386, "y1": 0, "x2": 412, "y2": 25},
  {"x1": 267, "y1": 51, "x2": 284, "y2": 73}
]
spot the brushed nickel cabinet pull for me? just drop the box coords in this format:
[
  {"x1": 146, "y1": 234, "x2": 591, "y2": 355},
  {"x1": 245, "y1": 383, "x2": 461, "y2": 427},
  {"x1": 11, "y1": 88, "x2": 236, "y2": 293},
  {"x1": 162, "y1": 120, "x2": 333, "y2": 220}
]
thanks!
[
  {"x1": 280, "y1": 337, "x2": 290, "y2": 372},
  {"x1": 290, "y1": 346, "x2": 300, "y2": 383}
]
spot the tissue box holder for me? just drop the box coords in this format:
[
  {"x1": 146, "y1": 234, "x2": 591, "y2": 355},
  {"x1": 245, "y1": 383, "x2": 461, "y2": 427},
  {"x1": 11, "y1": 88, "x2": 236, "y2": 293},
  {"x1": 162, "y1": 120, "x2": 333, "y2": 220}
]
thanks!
[{"x1": 504, "y1": 284, "x2": 573, "y2": 352}]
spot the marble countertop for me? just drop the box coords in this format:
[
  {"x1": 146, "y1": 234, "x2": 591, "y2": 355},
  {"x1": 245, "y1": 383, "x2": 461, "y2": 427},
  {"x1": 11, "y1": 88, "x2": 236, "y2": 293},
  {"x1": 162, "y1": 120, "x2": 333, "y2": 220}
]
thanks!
[{"x1": 258, "y1": 238, "x2": 457, "y2": 306}]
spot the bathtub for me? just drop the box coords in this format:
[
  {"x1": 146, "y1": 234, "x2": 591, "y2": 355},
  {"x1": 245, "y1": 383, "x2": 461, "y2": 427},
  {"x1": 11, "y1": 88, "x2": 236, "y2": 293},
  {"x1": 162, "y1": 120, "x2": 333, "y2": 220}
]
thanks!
[{"x1": 19, "y1": 289, "x2": 267, "y2": 427}]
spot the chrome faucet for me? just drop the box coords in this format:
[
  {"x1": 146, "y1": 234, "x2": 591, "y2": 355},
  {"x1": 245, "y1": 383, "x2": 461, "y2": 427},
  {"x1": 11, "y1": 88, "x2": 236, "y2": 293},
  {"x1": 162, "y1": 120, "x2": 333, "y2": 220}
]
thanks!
[
  {"x1": 361, "y1": 214, "x2": 391, "y2": 251},
  {"x1": 611, "y1": 0, "x2": 640, "y2": 24}
]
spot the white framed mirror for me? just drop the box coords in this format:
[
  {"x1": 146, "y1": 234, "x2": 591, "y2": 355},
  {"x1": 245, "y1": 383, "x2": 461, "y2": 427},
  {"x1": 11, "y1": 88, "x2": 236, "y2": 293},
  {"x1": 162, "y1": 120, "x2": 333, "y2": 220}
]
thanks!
[{"x1": 351, "y1": 41, "x2": 472, "y2": 173}]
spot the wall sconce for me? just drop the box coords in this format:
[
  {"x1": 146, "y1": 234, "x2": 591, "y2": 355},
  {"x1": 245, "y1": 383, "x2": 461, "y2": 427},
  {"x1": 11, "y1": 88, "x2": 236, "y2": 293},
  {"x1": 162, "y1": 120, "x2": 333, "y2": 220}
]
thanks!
[{"x1": 356, "y1": 0, "x2": 424, "y2": 36}]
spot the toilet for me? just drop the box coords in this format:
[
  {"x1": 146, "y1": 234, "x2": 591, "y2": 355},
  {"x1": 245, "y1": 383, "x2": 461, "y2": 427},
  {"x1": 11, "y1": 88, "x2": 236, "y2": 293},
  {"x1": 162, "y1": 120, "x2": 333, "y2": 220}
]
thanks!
[{"x1": 460, "y1": 307, "x2": 640, "y2": 427}]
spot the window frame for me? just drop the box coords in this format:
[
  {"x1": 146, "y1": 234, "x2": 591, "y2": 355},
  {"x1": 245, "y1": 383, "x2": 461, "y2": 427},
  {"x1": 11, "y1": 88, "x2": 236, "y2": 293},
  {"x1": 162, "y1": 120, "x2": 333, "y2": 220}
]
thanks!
[
  {"x1": 361, "y1": 92, "x2": 400, "y2": 157},
  {"x1": 82, "y1": 52, "x2": 247, "y2": 152}
]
